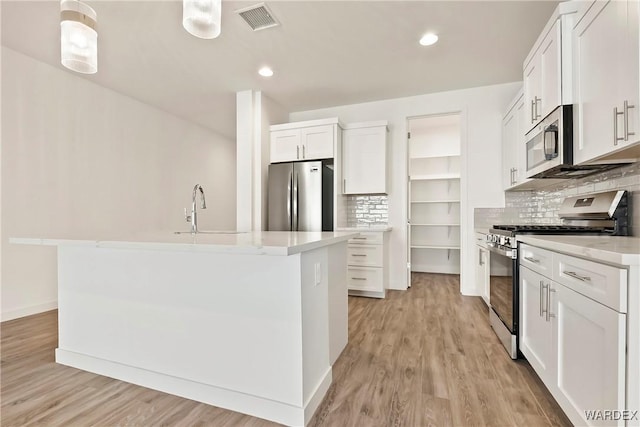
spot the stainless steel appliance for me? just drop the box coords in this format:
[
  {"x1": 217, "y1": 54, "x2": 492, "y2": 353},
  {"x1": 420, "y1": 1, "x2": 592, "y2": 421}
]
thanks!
[
  {"x1": 525, "y1": 105, "x2": 626, "y2": 179},
  {"x1": 486, "y1": 190, "x2": 630, "y2": 358},
  {"x1": 267, "y1": 160, "x2": 333, "y2": 231}
]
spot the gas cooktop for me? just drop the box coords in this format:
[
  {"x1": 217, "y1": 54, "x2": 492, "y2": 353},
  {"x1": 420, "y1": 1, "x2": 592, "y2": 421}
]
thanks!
[{"x1": 491, "y1": 224, "x2": 611, "y2": 234}]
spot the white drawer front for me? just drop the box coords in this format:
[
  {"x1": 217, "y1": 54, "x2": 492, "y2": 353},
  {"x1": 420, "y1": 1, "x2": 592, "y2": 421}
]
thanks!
[
  {"x1": 519, "y1": 244, "x2": 553, "y2": 278},
  {"x1": 347, "y1": 244, "x2": 383, "y2": 267},
  {"x1": 348, "y1": 232, "x2": 383, "y2": 245},
  {"x1": 553, "y1": 253, "x2": 627, "y2": 313},
  {"x1": 475, "y1": 232, "x2": 488, "y2": 249},
  {"x1": 348, "y1": 267, "x2": 383, "y2": 292}
]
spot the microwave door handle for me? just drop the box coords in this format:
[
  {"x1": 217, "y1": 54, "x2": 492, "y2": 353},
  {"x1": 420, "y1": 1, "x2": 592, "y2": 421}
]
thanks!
[{"x1": 543, "y1": 124, "x2": 558, "y2": 160}]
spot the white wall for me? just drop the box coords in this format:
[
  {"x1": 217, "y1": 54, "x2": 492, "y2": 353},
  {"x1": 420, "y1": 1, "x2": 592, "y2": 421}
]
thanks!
[
  {"x1": 1, "y1": 47, "x2": 237, "y2": 321},
  {"x1": 291, "y1": 82, "x2": 519, "y2": 294}
]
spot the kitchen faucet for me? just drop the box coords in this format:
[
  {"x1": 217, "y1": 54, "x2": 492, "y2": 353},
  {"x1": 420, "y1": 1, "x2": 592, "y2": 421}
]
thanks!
[{"x1": 185, "y1": 184, "x2": 207, "y2": 233}]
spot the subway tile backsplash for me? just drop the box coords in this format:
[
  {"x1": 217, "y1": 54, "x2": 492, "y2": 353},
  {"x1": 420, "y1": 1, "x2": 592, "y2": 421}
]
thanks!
[
  {"x1": 504, "y1": 162, "x2": 640, "y2": 236},
  {"x1": 346, "y1": 195, "x2": 389, "y2": 227}
]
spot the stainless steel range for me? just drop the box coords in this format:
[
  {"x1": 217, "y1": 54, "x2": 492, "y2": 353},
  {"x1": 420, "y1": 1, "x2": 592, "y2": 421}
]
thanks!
[{"x1": 486, "y1": 190, "x2": 630, "y2": 358}]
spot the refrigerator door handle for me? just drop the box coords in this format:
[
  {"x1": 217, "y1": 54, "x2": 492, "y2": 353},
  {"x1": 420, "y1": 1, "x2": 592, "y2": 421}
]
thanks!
[
  {"x1": 293, "y1": 171, "x2": 299, "y2": 231},
  {"x1": 287, "y1": 169, "x2": 293, "y2": 230}
]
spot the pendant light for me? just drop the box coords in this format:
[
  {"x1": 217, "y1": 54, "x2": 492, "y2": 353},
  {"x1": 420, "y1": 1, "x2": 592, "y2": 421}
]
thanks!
[
  {"x1": 60, "y1": 0, "x2": 97, "y2": 74},
  {"x1": 183, "y1": 0, "x2": 222, "y2": 39}
]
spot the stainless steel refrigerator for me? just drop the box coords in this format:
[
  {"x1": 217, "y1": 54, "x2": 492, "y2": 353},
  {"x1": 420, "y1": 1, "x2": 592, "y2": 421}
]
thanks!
[{"x1": 267, "y1": 160, "x2": 333, "y2": 231}]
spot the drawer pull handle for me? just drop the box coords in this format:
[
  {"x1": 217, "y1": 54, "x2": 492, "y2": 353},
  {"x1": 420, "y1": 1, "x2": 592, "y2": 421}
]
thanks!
[
  {"x1": 563, "y1": 271, "x2": 591, "y2": 282},
  {"x1": 351, "y1": 254, "x2": 367, "y2": 257},
  {"x1": 352, "y1": 237, "x2": 367, "y2": 240},
  {"x1": 524, "y1": 256, "x2": 540, "y2": 263},
  {"x1": 351, "y1": 277, "x2": 367, "y2": 281}
]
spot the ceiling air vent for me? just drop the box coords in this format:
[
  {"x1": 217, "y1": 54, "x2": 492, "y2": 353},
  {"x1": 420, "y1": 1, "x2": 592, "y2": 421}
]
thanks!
[{"x1": 235, "y1": 3, "x2": 279, "y2": 31}]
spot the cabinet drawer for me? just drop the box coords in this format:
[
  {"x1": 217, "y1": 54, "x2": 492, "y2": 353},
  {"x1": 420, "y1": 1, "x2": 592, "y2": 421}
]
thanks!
[
  {"x1": 349, "y1": 232, "x2": 383, "y2": 245},
  {"x1": 519, "y1": 244, "x2": 553, "y2": 278},
  {"x1": 475, "y1": 232, "x2": 488, "y2": 249},
  {"x1": 553, "y1": 253, "x2": 627, "y2": 313},
  {"x1": 348, "y1": 244, "x2": 383, "y2": 267},
  {"x1": 348, "y1": 267, "x2": 383, "y2": 292}
]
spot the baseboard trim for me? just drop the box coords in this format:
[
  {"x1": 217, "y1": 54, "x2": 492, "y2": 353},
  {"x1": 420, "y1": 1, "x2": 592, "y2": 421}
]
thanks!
[
  {"x1": 1, "y1": 300, "x2": 58, "y2": 322},
  {"x1": 56, "y1": 348, "x2": 330, "y2": 426}
]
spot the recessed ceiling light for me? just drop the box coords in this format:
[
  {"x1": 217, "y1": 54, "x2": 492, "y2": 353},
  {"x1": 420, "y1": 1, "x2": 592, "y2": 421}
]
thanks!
[
  {"x1": 419, "y1": 33, "x2": 439, "y2": 46},
  {"x1": 258, "y1": 66, "x2": 274, "y2": 77}
]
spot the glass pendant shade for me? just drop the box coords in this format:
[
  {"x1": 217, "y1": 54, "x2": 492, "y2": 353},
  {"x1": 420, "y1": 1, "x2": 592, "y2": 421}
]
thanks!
[
  {"x1": 183, "y1": 0, "x2": 221, "y2": 39},
  {"x1": 60, "y1": 0, "x2": 97, "y2": 74}
]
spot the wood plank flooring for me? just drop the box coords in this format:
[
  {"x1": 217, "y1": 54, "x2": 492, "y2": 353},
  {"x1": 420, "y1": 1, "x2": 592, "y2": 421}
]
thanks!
[{"x1": 1, "y1": 273, "x2": 572, "y2": 426}]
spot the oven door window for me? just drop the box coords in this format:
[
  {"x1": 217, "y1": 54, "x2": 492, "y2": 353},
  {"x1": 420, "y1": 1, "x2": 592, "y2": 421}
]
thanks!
[{"x1": 489, "y1": 251, "x2": 515, "y2": 332}]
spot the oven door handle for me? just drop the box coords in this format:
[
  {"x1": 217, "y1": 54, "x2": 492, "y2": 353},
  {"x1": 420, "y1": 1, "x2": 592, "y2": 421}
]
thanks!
[{"x1": 486, "y1": 243, "x2": 517, "y2": 259}]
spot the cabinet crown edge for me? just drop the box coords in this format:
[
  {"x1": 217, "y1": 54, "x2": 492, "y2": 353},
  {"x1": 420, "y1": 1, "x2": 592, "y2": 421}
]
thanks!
[
  {"x1": 270, "y1": 117, "x2": 343, "y2": 132},
  {"x1": 343, "y1": 120, "x2": 389, "y2": 131}
]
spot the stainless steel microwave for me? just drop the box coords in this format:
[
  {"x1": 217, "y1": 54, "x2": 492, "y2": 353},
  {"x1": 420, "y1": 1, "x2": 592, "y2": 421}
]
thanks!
[
  {"x1": 525, "y1": 105, "x2": 625, "y2": 179},
  {"x1": 525, "y1": 105, "x2": 573, "y2": 178}
]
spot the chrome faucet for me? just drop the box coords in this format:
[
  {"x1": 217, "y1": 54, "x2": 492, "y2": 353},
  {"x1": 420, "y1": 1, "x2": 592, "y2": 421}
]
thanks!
[{"x1": 185, "y1": 184, "x2": 206, "y2": 233}]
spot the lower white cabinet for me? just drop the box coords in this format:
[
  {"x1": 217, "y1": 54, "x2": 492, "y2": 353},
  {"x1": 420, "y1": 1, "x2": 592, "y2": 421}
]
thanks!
[
  {"x1": 347, "y1": 231, "x2": 388, "y2": 298},
  {"x1": 475, "y1": 232, "x2": 490, "y2": 305},
  {"x1": 520, "y1": 265, "x2": 555, "y2": 386},
  {"x1": 519, "y1": 243, "x2": 627, "y2": 427}
]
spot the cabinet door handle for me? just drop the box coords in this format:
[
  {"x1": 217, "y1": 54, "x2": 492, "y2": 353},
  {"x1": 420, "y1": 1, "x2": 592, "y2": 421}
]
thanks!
[
  {"x1": 513, "y1": 168, "x2": 517, "y2": 184},
  {"x1": 540, "y1": 281, "x2": 547, "y2": 318},
  {"x1": 343, "y1": 179, "x2": 346, "y2": 193},
  {"x1": 546, "y1": 286, "x2": 556, "y2": 321},
  {"x1": 563, "y1": 270, "x2": 591, "y2": 282},
  {"x1": 624, "y1": 100, "x2": 635, "y2": 141},
  {"x1": 531, "y1": 100, "x2": 536, "y2": 123},
  {"x1": 479, "y1": 248, "x2": 484, "y2": 266},
  {"x1": 524, "y1": 256, "x2": 540, "y2": 264},
  {"x1": 351, "y1": 277, "x2": 367, "y2": 281},
  {"x1": 534, "y1": 96, "x2": 542, "y2": 119},
  {"x1": 614, "y1": 108, "x2": 624, "y2": 146},
  {"x1": 296, "y1": 145, "x2": 300, "y2": 159},
  {"x1": 302, "y1": 145, "x2": 306, "y2": 158}
]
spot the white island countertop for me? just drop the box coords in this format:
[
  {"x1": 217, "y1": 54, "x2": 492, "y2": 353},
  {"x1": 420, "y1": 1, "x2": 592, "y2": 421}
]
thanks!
[
  {"x1": 10, "y1": 231, "x2": 358, "y2": 256},
  {"x1": 517, "y1": 235, "x2": 640, "y2": 266}
]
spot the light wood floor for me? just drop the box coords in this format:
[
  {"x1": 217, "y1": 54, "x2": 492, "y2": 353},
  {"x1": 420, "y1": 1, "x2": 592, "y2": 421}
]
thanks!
[{"x1": 1, "y1": 273, "x2": 571, "y2": 426}]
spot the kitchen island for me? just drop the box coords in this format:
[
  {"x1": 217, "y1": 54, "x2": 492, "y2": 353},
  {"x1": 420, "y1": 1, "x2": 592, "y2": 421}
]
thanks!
[{"x1": 11, "y1": 231, "x2": 357, "y2": 427}]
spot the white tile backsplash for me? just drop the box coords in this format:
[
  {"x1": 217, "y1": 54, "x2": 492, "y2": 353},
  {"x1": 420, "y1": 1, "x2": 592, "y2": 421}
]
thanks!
[{"x1": 502, "y1": 162, "x2": 640, "y2": 236}]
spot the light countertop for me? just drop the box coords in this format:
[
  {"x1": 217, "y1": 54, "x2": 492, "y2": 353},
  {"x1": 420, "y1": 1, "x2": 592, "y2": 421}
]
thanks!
[
  {"x1": 335, "y1": 226, "x2": 392, "y2": 232},
  {"x1": 516, "y1": 235, "x2": 640, "y2": 266},
  {"x1": 10, "y1": 231, "x2": 359, "y2": 256}
]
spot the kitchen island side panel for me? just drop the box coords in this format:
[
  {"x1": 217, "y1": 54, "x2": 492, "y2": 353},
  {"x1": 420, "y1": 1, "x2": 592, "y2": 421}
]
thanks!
[{"x1": 56, "y1": 245, "x2": 306, "y2": 407}]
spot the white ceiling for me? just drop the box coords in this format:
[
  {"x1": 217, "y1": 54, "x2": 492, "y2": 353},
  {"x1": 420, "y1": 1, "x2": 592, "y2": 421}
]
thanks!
[{"x1": 1, "y1": 0, "x2": 560, "y2": 139}]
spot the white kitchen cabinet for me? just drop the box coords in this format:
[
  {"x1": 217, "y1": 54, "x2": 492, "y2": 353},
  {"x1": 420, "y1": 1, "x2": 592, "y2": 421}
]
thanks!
[
  {"x1": 518, "y1": 243, "x2": 628, "y2": 427},
  {"x1": 522, "y1": 3, "x2": 578, "y2": 132},
  {"x1": 270, "y1": 118, "x2": 341, "y2": 163},
  {"x1": 347, "y1": 231, "x2": 388, "y2": 298},
  {"x1": 502, "y1": 89, "x2": 530, "y2": 190},
  {"x1": 524, "y1": 19, "x2": 562, "y2": 130},
  {"x1": 475, "y1": 232, "x2": 490, "y2": 305},
  {"x1": 553, "y1": 282, "x2": 626, "y2": 427},
  {"x1": 519, "y1": 265, "x2": 555, "y2": 386},
  {"x1": 342, "y1": 121, "x2": 388, "y2": 194},
  {"x1": 573, "y1": 0, "x2": 640, "y2": 164}
]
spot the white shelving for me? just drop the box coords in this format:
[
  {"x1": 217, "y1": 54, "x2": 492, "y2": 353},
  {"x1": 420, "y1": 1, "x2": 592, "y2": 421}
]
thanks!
[{"x1": 408, "y1": 114, "x2": 461, "y2": 275}]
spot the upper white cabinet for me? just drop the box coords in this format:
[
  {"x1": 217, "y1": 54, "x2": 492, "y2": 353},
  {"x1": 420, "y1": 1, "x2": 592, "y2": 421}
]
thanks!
[
  {"x1": 572, "y1": 0, "x2": 640, "y2": 164},
  {"x1": 502, "y1": 89, "x2": 530, "y2": 190},
  {"x1": 270, "y1": 118, "x2": 341, "y2": 163},
  {"x1": 342, "y1": 121, "x2": 388, "y2": 194},
  {"x1": 524, "y1": 19, "x2": 561, "y2": 128},
  {"x1": 523, "y1": 2, "x2": 578, "y2": 133}
]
